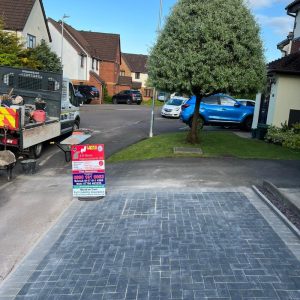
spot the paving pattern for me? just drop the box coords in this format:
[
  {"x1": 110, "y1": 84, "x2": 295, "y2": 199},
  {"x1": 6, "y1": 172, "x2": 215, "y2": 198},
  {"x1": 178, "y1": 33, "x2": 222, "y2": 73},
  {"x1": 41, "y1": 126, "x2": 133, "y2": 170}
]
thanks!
[{"x1": 3, "y1": 191, "x2": 300, "y2": 299}]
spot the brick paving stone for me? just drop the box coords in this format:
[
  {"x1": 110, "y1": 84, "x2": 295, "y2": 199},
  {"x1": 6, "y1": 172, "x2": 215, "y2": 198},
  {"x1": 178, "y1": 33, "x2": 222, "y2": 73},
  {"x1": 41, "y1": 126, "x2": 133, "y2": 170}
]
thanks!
[{"x1": 1, "y1": 191, "x2": 300, "y2": 299}]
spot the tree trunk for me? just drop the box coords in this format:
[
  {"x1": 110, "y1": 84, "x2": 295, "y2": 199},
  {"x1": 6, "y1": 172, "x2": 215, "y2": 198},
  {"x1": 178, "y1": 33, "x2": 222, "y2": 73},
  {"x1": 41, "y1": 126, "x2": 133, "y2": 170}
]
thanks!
[{"x1": 187, "y1": 94, "x2": 202, "y2": 144}]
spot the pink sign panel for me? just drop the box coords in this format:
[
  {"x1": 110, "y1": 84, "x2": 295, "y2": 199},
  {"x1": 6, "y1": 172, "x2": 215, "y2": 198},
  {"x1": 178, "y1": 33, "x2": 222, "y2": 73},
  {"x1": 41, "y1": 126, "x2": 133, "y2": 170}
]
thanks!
[{"x1": 71, "y1": 144, "x2": 105, "y2": 197}]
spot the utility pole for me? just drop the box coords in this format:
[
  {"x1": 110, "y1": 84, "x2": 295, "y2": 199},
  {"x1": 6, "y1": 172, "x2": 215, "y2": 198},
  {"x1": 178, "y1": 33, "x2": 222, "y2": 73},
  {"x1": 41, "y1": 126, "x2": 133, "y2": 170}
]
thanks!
[
  {"x1": 149, "y1": 0, "x2": 163, "y2": 138},
  {"x1": 61, "y1": 14, "x2": 70, "y2": 68}
]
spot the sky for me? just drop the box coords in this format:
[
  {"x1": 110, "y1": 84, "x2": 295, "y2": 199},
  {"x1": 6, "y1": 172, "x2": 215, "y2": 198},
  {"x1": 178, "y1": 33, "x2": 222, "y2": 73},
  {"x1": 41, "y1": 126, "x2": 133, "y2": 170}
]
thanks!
[{"x1": 43, "y1": 0, "x2": 294, "y2": 62}]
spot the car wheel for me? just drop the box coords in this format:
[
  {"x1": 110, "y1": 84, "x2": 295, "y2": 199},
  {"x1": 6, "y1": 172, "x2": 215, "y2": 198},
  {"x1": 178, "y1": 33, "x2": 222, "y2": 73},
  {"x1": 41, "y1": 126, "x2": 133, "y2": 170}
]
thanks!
[
  {"x1": 137, "y1": 101, "x2": 141, "y2": 105},
  {"x1": 127, "y1": 98, "x2": 132, "y2": 105},
  {"x1": 188, "y1": 116, "x2": 204, "y2": 130},
  {"x1": 242, "y1": 116, "x2": 253, "y2": 131},
  {"x1": 112, "y1": 97, "x2": 118, "y2": 104}
]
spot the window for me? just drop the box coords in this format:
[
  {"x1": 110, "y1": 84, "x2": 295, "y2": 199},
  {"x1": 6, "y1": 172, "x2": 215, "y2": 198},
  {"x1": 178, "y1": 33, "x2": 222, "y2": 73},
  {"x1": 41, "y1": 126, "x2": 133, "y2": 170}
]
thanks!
[
  {"x1": 81, "y1": 56, "x2": 85, "y2": 68},
  {"x1": 144, "y1": 88, "x2": 153, "y2": 97},
  {"x1": 202, "y1": 96, "x2": 219, "y2": 105},
  {"x1": 120, "y1": 70, "x2": 125, "y2": 76},
  {"x1": 92, "y1": 58, "x2": 95, "y2": 70},
  {"x1": 27, "y1": 34, "x2": 36, "y2": 48},
  {"x1": 220, "y1": 96, "x2": 236, "y2": 106},
  {"x1": 135, "y1": 72, "x2": 140, "y2": 79},
  {"x1": 96, "y1": 60, "x2": 98, "y2": 71}
]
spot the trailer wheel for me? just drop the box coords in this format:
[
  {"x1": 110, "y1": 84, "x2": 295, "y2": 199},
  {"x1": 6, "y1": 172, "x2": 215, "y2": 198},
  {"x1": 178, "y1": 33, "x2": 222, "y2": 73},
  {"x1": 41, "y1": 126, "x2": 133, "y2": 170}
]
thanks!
[
  {"x1": 30, "y1": 143, "x2": 43, "y2": 158},
  {"x1": 72, "y1": 119, "x2": 80, "y2": 132}
]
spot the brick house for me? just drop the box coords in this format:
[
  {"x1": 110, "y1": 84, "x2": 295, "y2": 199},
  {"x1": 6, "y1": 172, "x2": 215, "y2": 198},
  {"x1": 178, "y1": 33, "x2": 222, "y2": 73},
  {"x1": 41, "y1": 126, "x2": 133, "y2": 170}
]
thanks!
[
  {"x1": 277, "y1": 0, "x2": 300, "y2": 56},
  {"x1": 121, "y1": 53, "x2": 154, "y2": 99},
  {"x1": 0, "y1": 0, "x2": 51, "y2": 48},
  {"x1": 48, "y1": 18, "x2": 104, "y2": 102},
  {"x1": 48, "y1": 19, "x2": 122, "y2": 101},
  {"x1": 79, "y1": 31, "x2": 121, "y2": 96}
]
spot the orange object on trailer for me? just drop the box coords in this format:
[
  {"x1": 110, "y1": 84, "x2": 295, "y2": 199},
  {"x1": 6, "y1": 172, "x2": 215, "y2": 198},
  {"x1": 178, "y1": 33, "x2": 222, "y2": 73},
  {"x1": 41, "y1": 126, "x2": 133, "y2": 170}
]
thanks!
[{"x1": 0, "y1": 107, "x2": 19, "y2": 130}]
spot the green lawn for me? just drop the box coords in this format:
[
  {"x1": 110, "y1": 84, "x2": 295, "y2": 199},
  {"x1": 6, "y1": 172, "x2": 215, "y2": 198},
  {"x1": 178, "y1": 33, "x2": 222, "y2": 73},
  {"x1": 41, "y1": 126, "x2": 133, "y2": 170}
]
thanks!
[
  {"x1": 107, "y1": 131, "x2": 300, "y2": 163},
  {"x1": 142, "y1": 99, "x2": 164, "y2": 107}
]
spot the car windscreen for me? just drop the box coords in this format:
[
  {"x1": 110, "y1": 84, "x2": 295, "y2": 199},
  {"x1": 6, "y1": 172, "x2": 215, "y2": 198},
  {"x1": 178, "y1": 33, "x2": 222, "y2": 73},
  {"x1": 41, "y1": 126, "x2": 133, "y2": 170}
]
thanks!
[
  {"x1": 132, "y1": 91, "x2": 141, "y2": 95},
  {"x1": 166, "y1": 98, "x2": 184, "y2": 106}
]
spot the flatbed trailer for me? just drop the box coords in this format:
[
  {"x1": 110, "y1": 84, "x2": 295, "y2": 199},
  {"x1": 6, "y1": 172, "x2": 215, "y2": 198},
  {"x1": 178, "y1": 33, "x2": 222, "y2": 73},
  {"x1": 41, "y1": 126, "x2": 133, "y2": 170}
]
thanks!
[{"x1": 0, "y1": 66, "x2": 80, "y2": 157}]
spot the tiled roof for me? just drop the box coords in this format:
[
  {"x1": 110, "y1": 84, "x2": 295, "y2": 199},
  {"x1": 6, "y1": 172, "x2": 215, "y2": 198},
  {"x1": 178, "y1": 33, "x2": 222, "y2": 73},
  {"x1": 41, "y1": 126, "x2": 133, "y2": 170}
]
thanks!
[
  {"x1": 118, "y1": 76, "x2": 132, "y2": 86},
  {"x1": 286, "y1": 0, "x2": 300, "y2": 13},
  {"x1": 122, "y1": 53, "x2": 148, "y2": 73},
  {"x1": 0, "y1": 0, "x2": 51, "y2": 41},
  {"x1": 80, "y1": 31, "x2": 120, "y2": 62},
  {"x1": 48, "y1": 18, "x2": 86, "y2": 56},
  {"x1": 268, "y1": 52, "x2": 300, "y2": 74},
  {"x1": 90, "y1": 71, "x2": 105, "y2": 85},
  {"x1": 47, "y1": 19, "x2": 120, "y2": 62}
]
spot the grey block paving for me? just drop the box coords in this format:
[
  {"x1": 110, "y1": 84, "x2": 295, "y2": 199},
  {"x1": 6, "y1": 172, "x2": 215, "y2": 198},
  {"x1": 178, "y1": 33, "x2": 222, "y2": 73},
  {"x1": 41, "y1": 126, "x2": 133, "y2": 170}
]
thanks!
[{"x1": 1, "y1": 190, "x2": 300, "y2": 299}]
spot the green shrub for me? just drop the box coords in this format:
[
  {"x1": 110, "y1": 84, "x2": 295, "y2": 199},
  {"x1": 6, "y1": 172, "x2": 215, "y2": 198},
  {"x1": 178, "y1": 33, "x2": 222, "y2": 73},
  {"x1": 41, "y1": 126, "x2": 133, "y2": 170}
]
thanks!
[
  {"x1": 283, "y1": 135, "x2": 300, "y2": 150},
  {"x1": 265, "y1": 123, "x2": 300, "y2": 150},
  {"x1": 292, "y1": 122, "x2": 300, "y2": 134},
  {"x1": 103, "y1": 85, "x2": 112, "y2": 103}
]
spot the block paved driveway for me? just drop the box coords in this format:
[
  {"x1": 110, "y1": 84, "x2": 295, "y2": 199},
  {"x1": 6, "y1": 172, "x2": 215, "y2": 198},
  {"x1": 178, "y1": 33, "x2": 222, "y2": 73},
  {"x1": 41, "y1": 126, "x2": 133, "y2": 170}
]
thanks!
[{"x1": 1, "y1": 189, "x2": 300, "y2": 300}]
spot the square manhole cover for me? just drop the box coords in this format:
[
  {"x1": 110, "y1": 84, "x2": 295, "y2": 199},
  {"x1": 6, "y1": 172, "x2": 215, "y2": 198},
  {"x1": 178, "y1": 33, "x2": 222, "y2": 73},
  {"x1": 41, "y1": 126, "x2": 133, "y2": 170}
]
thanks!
[{"x1": 173, "y1": 147, "x2": 203, "y2": 154}]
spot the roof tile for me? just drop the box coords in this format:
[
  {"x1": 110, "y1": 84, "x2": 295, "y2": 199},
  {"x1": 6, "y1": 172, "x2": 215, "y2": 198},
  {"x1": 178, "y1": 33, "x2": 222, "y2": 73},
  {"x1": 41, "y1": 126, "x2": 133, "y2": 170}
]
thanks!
[
  {"x1": 268, "y1": 51, "x2": 300, "y2": 74},
  {"x1": 122, "y1": 53, "x2": 148, "y2": 73}
]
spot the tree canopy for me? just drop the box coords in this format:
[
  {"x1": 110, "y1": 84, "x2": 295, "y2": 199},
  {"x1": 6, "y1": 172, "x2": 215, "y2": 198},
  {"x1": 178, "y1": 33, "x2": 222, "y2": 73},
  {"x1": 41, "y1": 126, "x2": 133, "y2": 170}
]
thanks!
[
  {"x1": 148, "y1": 0, "x2": 266, "y2": 143},
  {"x1": 27, "y1": 40, "x2": 62, "y2": 72},
  {"x1": 0, "y1": 19, "x2": 61, "y2": 72}
]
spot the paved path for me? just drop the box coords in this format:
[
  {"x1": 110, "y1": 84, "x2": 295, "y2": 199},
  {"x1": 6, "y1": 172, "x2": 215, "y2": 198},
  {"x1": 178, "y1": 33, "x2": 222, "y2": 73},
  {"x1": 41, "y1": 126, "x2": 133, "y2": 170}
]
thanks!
[{"x1": 1, "y1": 188, "x2": 300, "y2": 300}]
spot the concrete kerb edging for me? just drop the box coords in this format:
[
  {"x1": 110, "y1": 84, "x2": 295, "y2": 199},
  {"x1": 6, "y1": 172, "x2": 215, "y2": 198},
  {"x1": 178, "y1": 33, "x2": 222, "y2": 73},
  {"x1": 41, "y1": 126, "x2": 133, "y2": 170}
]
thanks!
[
  {"x1": 263, "y1": 180, "x2": 300, "y2": 218},
  {"x1": 252, "y1": 185, "x2": 300, "y2": 240}
]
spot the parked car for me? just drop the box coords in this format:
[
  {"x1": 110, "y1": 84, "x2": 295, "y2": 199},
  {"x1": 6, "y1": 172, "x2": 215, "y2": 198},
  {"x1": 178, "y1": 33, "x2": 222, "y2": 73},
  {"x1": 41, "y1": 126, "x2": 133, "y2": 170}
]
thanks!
[
  {"x1": 170, "y1": 92, "x2": 189, "y2": 101},
  {"x1": 237, "y1": 99, "x2": 255, "y2": 107},
  {"x1": 161, "y1": 98, "x2": 187, "y2": 118},
  {"x1": 91, "y1": 86, "x2": 100, "y2": 98},
  {"x1": 158, "y1": 91, "x2": 169, "y2": 102},
  {"x1": 74, "y1": 85, "x2": 98, "y2": 104},
  {"x1": 180, "y1": 94, "x2": 254, "y2": 130},
  {"x1": 112, "y1": 90, "x2": 142, "y2": 105}
]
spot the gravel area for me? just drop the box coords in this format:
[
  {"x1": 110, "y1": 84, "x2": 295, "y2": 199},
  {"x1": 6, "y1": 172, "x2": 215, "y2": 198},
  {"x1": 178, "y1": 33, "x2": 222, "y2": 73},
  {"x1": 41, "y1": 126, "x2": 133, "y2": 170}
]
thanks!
[{"x1": 258, "y1": 186, "x2": 300, "y2": 231}]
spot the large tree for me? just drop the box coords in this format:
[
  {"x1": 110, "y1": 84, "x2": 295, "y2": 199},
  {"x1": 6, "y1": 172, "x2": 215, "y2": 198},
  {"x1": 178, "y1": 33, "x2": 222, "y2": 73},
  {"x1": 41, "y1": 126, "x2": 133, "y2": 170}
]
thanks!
[
  {"x1": 0, "y1": 19, "x2": 61, "y2": 72},
  {"x1": 0, "y1": 19, "x2": 25, "y2": 67},
  {"x1": 27, "y1": 40, "x2": 62, "y2": 72},
  {"x1": 148, "y1": 0, "x2": 266, "y2": 143}
]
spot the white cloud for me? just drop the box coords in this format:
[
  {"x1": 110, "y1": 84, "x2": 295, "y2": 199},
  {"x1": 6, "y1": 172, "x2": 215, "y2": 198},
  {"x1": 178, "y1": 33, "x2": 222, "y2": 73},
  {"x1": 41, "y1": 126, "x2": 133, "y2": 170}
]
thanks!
[
  {"x1": 245, "y1": 0, "x2": 290, "y2": 9},
  {"x1": 256, "y1": 14, "x2": 294, "y2": 35}
]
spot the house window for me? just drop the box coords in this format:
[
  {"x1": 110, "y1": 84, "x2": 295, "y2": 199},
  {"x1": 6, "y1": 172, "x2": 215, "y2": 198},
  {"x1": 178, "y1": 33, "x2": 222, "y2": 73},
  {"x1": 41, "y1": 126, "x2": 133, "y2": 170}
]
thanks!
[
  {"x1": 27, "y1": 34, "x2": 36, "y2": 48},
  {"x1": 135, "y1": 72, "x2": 140, "y2": 79},
  {"x1": 92, "y1": 58, "x2": 95, "y2": 70},
  {"x1": 96, "y1": 60, "x2": 98, "y2": 71},
  {"x1": 80, "y1": 56, "x2": 85, "y2": 68},
  {"x1": 144, "y1": 88, "x2": 153, "y2": 97},
  {"x1": 120, "y1": 70, "x2": 125, "y2": 76}
]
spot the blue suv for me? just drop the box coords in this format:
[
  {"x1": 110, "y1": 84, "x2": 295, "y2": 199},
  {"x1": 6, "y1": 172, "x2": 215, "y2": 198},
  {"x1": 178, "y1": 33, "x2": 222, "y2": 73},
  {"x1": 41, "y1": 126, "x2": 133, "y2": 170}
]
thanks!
[{"x1": 180, "y1": 94, "x2": 254, "y2": 130}]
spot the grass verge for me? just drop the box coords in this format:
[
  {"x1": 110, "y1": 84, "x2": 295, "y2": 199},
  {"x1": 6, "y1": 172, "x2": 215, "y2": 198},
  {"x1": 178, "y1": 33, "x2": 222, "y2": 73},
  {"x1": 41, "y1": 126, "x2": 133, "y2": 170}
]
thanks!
[
  {"x1": 142, "y1": 99, "x2": 164, "y2": 107},
  {"x1": 107, "y1": 131, "x2": 300, "y2": 163}
]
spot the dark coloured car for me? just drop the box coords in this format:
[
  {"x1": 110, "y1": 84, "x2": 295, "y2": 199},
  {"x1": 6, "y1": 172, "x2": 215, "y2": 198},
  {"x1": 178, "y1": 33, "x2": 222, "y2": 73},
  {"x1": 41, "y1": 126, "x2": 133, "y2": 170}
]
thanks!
[
  {"x1": 74, "y1": 85, "x2": 98, "y2": 104},
  {"x1": 112, "y1": 90, "x2": 142, "y2": 105}
]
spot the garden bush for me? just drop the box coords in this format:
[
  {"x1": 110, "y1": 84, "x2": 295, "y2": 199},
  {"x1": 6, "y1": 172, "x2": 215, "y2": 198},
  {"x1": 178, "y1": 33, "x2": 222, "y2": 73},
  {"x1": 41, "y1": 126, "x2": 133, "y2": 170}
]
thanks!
[{"x1": 265, "y1": 122, "x2": 300, "y2": 150}]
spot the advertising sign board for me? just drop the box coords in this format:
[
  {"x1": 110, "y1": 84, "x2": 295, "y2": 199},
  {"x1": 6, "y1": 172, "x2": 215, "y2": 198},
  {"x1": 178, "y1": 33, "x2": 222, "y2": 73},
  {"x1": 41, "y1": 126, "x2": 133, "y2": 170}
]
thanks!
[{"x1": 71, "y1": 144, "x2": 105, "y2": 197}]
